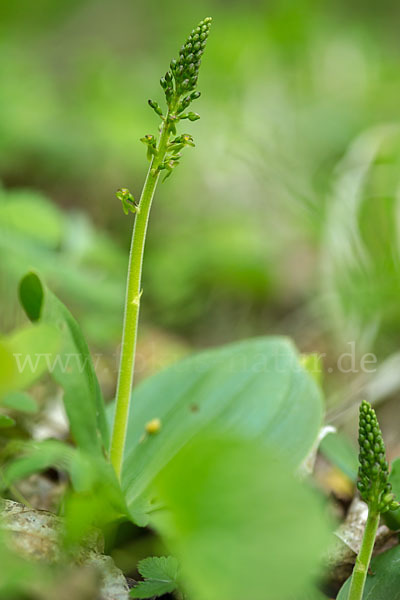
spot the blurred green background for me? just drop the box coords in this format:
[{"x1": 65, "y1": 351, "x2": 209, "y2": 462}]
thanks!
[{"x1": 2, "y1": 0, "x2": 400, "y2": 415}]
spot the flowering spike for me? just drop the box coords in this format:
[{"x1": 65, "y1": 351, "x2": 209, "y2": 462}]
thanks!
[
  {"x1": 143, "y1": 18, "x2": 211, "y2": 170},
  {"x1": 165, "y1": 17, "x2": 212, "y2": 105},
  {"x1": 357, "y1": 400, "x2": 399, "y2": 513}
]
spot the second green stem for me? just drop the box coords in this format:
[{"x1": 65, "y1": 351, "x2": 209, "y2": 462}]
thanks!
[{"x1": 347, "y1": 510, "x2": 379, "y2": 600}]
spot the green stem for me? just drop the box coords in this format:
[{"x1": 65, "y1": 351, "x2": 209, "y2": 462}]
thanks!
[
  {"x1": 348, "y1": 510, "x2": 379, "y2": 600},
  {"x1": 110, "y1": 116, "x2": 172, "y2": 479}
]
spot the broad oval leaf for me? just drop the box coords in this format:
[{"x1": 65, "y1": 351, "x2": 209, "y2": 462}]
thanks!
[
  {"x1": 151, "y1": 434, "x2": 331, "y2": 600},
  {"x1": 117, "y1": 337, "x2": 324, "y2": 519},
  {"x1": 338, "y1": 545, "x2": 400, "y2": 600},
  {"x1": 19, "y1": 272, "x2": 109, "y2": 454}
]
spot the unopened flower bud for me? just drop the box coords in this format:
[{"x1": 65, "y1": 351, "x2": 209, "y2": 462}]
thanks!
[{"x1": 357, "y1": 400, "x2": 398, "y2": 514}]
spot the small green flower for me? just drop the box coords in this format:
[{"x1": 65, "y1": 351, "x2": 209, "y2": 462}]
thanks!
[
  {"x1": 357, "y1": 400, "x2": 399, "y2": 513},
  {"x1": 143, "y1": 18, "x2": 212, "y2": 176},
  {"x1": 116, "y1": 188, "x2": 139, "y2": 215},
  {"x1": 140, "y1": 134, "x2": 157, "y2": 161}
]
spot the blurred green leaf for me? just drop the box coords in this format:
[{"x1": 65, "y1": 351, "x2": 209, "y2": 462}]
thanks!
[
  {"x1": 63, "y1": 461, "x2": 127, "y2": 544},
  {"x1": 300, "y1": 353, "x2": 324, "y2": 386},
  {"x1": 338, "y1": 545, "x2": 400, "y2": 599},
  {"x1": 131, "y1": 556, "x2": 179, "y2": 599},
  {"x1": 319, "y1": 431, "x2": 358, "y2": 481},
  {"x1": 0, "y1": 189, "x2": 125, "y2": 346},
  {"x1": 1, "y1": 391, "x2": 38, "y2": 413},
  {"x1": 0, "y1": 415, "x2": 16, "y2": 428},
  {"x1": 116, "y1": 337, "x2": 324, "y2": 523},
  {"x1": 388, "y1": 457, "x2": 400, "y2": 496},
  {"x1": 0, "y1": 189, "x2": 63, "y2": 248},
  {"x1": 323, "y1": 125, "x2": 400, "y2": 352},
  {"x1": 2, "y1": 439, "x2": 127, "y2": 539},
  {"x1": 0, "y1": 341, "x2": 16, "y2": 397},
  {"x1": 19, "y1": 272, "x2": 109, "y2": 454},
  {"x1": 1, "y1": 322, "x2": 61, "y2": 395},
  {"x1": 3, "y1": 439, "x2": 82, "y2": 489},
  {"x1": 151, "y1": 434, "x2": 331, "y2": 600}
]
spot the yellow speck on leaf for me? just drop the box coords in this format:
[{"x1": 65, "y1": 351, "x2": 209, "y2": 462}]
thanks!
[{"x1": 145, "y1": 418, "x2": 161, "y2": 434}]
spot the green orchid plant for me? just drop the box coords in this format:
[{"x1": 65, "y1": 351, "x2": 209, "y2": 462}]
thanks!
[{"x1": 110, "y1": 17, "x2": 212, "y2": 479}]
